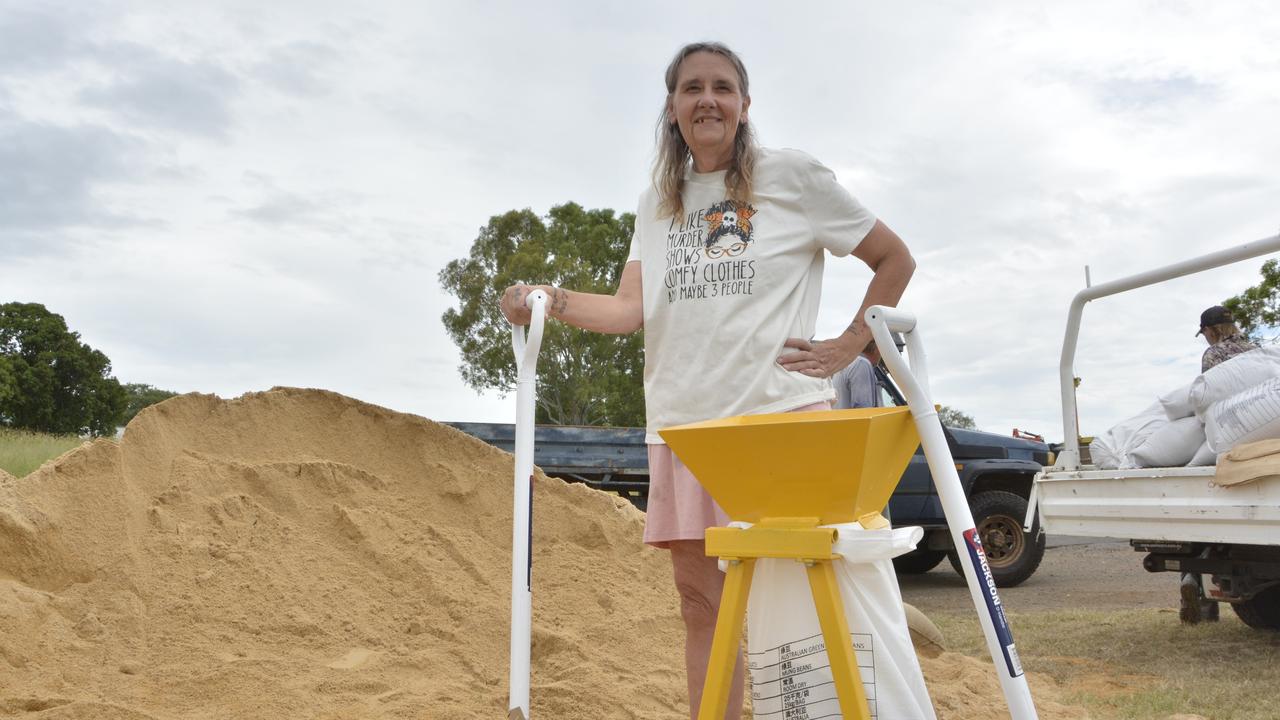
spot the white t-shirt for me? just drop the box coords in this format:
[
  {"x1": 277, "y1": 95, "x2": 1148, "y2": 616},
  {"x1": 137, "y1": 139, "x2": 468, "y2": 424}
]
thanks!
[{"x1": 627, "y1": 147, "x2": 877, "y2": 442}]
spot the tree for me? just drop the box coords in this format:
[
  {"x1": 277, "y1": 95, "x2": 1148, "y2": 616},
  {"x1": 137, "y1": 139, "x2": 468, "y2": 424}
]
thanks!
[
  {"x1": 121, "y1": 383, "x2": 179, "y2": 425},
  {"x1": 1224, "y1": 258, "x2": 1280, "y2": 343},
  {"x1": 938, "y1": 405, "x2": 977, "y2": 430},
  {"x1": 0, "y1": 356, "x2": 14, "y2": 407},
  {"x1": 439, "y1": 203, "x2": 643, "y2": 426},
  {"x1": 0, "y1": 302, "x2": 127, "y2": 436}
]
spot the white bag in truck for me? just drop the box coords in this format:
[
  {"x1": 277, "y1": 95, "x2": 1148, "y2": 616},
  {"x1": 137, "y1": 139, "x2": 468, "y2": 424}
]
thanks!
[
  {"x1": 1158, "y1": 381, "x2": 1195, "y2": 420},
  {"x1": 1088, "y1": 401, "x2": 1166, "y2": 469},
  {"x1": 1190, "y1": 346, "x2": 1280, "y2": 416},
  {"x1": 1188, "y1": 440, "x2": 1218, "y2": 466},
  {"x1": 1204, "y1": 376, "x2": 1280, "y2": 453},
  {"x1": 1129, "y1": 415, "x2": 1206, "y2": 468},
  {"x1": 744, "y1": 522, "x2": 935, "y2": 719}
]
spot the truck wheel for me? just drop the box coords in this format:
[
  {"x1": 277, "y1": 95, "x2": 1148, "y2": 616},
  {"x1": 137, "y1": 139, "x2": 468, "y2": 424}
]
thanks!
[
  {"x1": 948, "y1": 490, "x2": 1045, "y2": 588},
  {"x1": 893, "y1": 548, "x2": 948, "y2": 574},
  {"x1": 1231, "y1": 584, "x2": 1280, "y2": 630}
]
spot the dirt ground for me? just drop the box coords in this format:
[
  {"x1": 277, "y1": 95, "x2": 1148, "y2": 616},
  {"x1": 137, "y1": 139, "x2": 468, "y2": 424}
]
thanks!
[{"x1": 900, "y1": 537, "x2": 1180, "y2": 615}]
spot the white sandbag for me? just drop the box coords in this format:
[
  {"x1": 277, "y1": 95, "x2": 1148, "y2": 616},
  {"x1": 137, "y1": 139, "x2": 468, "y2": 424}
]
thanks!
[
  {"x1": 1190, "y1": 346, "x2": 1280, "y2": 416},
  {"x1": 1129, "y1": 416, "x2": 1206, "y2": 468},
  {"x1": 745, "y1": 523, "x2": 935, "y2": 719},
  {"x1": 1204, "y1": 377, "x2": 1280, "y2": 453},
  {"x1": 1188, "y1": 440, "x2": 1218, "y2": 467},
  {"x1": 1158, "y1": 382, "x2": 1196, "y2": 420},
  {"x1": 1088, "y1": 402, "x2": 1167, "y2": 469}
]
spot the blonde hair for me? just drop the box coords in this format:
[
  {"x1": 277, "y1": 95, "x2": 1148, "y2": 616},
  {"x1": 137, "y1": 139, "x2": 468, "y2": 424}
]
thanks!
[
  {"x1": 652, "y1": 41, "x2": 758, "y2": 219},
  {"x1": 1206, "y1": 322, "x2": 1242, "y2": 343}
]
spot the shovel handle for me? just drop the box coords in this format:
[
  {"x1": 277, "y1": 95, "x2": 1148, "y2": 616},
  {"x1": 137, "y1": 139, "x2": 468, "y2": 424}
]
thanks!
[
  {"x1": 508, "y1": 288, "x2": 546, "y2": 720},
  {"x1": 864, "y1": 305, "x2": 1039, "y2": 720},
  {"x1": 511, "y1": 290, "x2": 548, "y2": 379}
]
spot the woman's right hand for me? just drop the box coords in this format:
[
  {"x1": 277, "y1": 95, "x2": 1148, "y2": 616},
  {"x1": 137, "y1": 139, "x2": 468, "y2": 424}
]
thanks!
[{"x1": 500, "y1": 284, "x2": 549, "y2": 325}]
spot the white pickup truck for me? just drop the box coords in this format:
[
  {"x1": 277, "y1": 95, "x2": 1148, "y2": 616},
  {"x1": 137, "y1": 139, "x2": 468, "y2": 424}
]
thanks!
[{"x1": 1029, "y1": 235, "x2": 1280, "y2": 630}]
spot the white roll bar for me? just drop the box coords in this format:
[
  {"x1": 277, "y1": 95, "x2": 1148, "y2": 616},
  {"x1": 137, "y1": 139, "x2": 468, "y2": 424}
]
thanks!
[{"x1": 1056, "y1": 234, "x2": 1280, "y2": 470}]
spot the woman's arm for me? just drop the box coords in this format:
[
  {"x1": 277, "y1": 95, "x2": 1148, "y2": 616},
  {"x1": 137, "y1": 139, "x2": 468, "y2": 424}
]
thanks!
[
  {"x1": 500, "y1": 260, "x2": 644, "y2": 334},
  {"x1": 778, "y1": 220, "x2": 915, "y2": 378}
]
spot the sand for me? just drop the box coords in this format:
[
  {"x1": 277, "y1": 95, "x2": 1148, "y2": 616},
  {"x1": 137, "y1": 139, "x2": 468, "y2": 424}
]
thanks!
[{"x1": 1, "y1": 388, "x2": 1093, "y2": 719}]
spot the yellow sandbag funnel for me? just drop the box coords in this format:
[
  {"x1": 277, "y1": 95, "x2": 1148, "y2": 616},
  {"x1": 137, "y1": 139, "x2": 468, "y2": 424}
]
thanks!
[{"x1": 658, "y1": 406, "x2": 919, "y2": 525}]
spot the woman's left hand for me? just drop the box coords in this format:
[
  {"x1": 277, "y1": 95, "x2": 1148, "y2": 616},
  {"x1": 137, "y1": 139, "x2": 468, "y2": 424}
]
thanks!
[{"x1": 777, "y1": 335, "x2": 865, "y2": 378}]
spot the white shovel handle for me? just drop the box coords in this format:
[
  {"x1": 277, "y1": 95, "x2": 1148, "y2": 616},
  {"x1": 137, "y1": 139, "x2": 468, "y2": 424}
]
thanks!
[
  {"x1": 865, "y1": 305, "x2": 1039, "y2": 720},
  {"x1": 511, "y1": 290, "x2": 548, "y2": 379},
  {"x1": 508, "y1": 288, "x2": 546, "y2": 720}
]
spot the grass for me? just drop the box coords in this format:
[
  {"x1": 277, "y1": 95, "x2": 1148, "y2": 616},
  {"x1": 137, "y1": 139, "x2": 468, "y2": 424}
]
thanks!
[
  {"x1": 0, "y1": 426, "x2": 87, "y2": 478},
  {"x1": 932, "y1": 607, "x2": 1280, "y2": 719}
]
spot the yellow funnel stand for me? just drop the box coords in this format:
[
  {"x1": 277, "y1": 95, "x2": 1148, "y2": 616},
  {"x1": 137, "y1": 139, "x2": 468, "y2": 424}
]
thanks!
[{"x1": 659, "y1": 406, "x2": 920, "y2": 720}]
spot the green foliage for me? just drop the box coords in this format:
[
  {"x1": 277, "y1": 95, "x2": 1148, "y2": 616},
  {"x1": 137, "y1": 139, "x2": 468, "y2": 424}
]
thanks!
[
  {"x1": 1224, "y1": 258, "x2": 1280, "y2": 342},
  {"x1": 439, "y1": 203, "x2": 643, "y2": 426},
  {"x1": 938, "y1": 404, "x2": 977, "y2": 430},
  {"x1": 0, "y1": 426, "x2": 84, "y2": 478},
  {"x1": 0, "y1": 355, "x2": 14, "y2": 407},
  {"x1": 0, "y1": 302, "x2": 127, "y2": 436},
  {"x1": 121, "y1": 383, "x2": 179, "y2": 426}
]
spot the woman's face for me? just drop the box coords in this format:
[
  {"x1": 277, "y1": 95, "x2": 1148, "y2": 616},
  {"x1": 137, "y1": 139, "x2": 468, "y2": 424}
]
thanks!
[{"x1": 668, "y1": 51, "x2": 750, "y2": 172}]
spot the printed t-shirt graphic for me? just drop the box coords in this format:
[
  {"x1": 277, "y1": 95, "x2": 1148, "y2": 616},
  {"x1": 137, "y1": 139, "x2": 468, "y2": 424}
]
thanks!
[{"x1": 704, "y1": 200, "x2": 757, "y2": 258}]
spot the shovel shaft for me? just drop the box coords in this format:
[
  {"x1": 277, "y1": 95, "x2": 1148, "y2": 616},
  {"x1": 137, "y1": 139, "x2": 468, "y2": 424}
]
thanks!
[
  {"x1": 509, "y1": 290, "x2": 547, "y2": 719},
  {"x1": 866, "y1": 306, "x2": 1039, "y2": 720}
]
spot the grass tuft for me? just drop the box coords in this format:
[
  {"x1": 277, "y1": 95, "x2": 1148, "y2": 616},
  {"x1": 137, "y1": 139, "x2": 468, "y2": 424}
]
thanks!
[{"x1": 0, "y1": 427, "x2": 87, "y2": 478}]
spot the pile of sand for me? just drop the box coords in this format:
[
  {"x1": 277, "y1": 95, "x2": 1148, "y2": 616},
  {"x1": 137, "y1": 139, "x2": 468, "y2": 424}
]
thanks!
[{"x1": 1, "y1": 388, "x2": 1090, "y2": 719}]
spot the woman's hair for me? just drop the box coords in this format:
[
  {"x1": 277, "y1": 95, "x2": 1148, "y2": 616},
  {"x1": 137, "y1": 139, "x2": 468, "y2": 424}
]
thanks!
[
  {"x1": 1206, "y1": 321, "x2": 1242, "y2": 343},
  {"x1": 653, "y1": 41, "x2": 758, "y2": 219}
]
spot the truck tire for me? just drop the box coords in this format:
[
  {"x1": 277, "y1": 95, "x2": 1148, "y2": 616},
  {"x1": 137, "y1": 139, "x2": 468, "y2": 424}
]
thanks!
[
  {"x1": 947, "y1": 490, "x2": 1045, "y2": 588},
  {"x1": 893, "y1": 548, "x2": 948, "y2": 574},
  {"x1": 1231, "y1": 584, "x2": 1280, "y2": 630}
]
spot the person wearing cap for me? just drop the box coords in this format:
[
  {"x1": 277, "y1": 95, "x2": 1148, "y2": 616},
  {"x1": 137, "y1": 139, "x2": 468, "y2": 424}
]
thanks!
[
  {"x1": 1180, "y1": 304, "x2": 1260, "y2": 623},
  {"x1": 1198, "y1": 305, "x2": 1258, "y2": 372}
]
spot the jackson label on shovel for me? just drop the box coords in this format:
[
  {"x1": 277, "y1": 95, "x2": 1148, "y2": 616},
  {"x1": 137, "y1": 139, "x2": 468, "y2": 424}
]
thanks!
[{"x1": 962, "y1": 528, "x2": 1024, "y2": 677}]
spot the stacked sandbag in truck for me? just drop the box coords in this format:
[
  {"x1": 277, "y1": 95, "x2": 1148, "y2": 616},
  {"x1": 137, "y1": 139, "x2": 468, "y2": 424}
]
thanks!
[
  {"x1": 1090, "y1": 399, "x2": 1206, "y2": 469},
  {"x1": 1092, "y1": 346, "x2": 1280, "y2": 469},
  {"x1": 1192, "y1": 346, "x2": 1280, "y2": 454}
]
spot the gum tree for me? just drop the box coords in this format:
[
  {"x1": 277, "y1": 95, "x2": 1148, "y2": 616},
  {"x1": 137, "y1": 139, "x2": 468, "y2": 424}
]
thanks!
[{"x1": 439, "y1": 202, "x2": 644, "y2": 426}]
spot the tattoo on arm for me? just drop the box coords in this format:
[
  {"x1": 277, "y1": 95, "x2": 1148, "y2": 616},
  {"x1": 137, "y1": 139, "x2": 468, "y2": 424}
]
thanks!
[
  {"x1": 551, "y1": 287, "x2": 569, "y2": 317},
  {"x1": 845, "y1": 318, "x2": 866, "y2": 336}
]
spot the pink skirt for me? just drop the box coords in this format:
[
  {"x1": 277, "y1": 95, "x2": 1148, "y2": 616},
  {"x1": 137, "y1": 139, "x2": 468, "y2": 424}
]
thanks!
[{"x1": 643, "y1": 401, "x2": 832, "y2": 548}]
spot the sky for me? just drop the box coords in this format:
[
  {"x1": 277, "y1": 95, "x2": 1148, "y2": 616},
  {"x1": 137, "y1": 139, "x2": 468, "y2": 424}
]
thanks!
[{"x1": 2, "y1": 0, "x2": 1278, "y2": 443}]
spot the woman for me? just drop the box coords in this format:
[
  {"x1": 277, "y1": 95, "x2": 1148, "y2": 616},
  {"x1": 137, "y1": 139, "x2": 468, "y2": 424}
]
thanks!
[{"x1": 501, "y1": 41, "x2": 914, "y2": 719}]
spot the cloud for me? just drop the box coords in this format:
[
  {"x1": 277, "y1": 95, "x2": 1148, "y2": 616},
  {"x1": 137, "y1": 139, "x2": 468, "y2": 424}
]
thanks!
[
  {"x1": 251, "y1": 42, "x2": 341, "y2": 97},
  {"x1": 0, "y1": 6, "x2": 76, "y2": 74},
  {"x1": 234, "y1": 191, "x2": 323, "y2": 225},
  {"x1": 79, "y1": 53, "x2": 240, "y2": 138},
  {"x1": 0, "y1": 118, "x2": 145, "y2": 253},
  {"x1": 1094, "y1": 74, "x2": 1218, "y2": 114}
]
